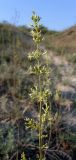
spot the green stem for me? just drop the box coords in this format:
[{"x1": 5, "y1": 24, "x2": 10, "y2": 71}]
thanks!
[
  {"x1": 38, "y1": 71, "x2": 43, "y2": 160},
  {"x1": 37, "y1": 45, "x2": 42, "y2": 160},
  {"x1": 36, "y1": 35, "x2": 43, "y2": 160},
  {"x1": 39, "y1": 100, "x2": 42, "y2": 160}
]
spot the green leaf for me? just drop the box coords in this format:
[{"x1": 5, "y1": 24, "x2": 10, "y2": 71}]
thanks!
[{"x1": 21, "y1": 152, "x2": 27, "y2": 160}]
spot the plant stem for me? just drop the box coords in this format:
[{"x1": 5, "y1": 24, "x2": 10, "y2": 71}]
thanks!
[
  {"x1": 38, "y1": 68, "x2": 42, "y2": 160},
  {"x1": 39, "y1": 100, "x2": 42, "y2": 160},
  {"x1": 37, "y1": 41, "x2": 42, "y2": 159}
]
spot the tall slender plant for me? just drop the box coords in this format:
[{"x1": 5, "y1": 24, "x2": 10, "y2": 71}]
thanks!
[{"x1": 25, "y1": 12, "x2": 51, "y2": 160}]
